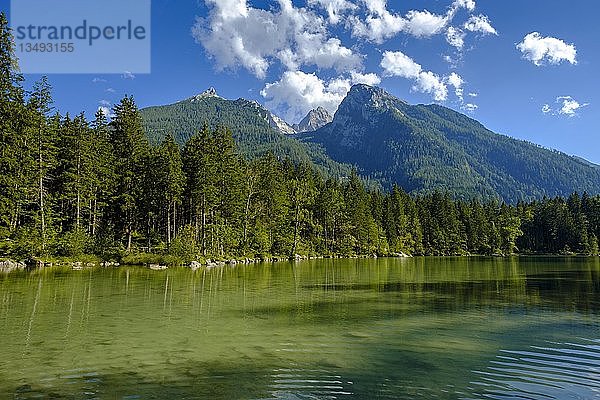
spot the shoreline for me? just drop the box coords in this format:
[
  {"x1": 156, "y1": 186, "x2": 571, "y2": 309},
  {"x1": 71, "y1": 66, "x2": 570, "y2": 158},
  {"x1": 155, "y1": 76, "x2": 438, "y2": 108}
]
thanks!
[{"x1": 2, "y1": 252, "x2": 598, "y2": 274}]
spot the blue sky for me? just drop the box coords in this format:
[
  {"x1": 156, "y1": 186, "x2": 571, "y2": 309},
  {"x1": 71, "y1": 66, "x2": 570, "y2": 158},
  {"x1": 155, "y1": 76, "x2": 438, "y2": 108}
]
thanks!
[{"x1": 3, "y1": 0, "x2": 599, "y2": 163}]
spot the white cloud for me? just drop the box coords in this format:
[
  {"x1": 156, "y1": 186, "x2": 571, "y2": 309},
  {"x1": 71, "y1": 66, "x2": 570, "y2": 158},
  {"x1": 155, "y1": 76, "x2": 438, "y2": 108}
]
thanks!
[
  {"x1": 261, "y1": 70, "x2": 381, "y2": 122},
  {"x1": 462, "y1": 103, "x2": 478, "y2": 112},
  {"x1": 447, "y1": 72, "x2": 464, "y2": 100},
  {"x1": 92, "y1": 77, "x2": 107, "y2": 83},
  {"x1": 98, "y1": 106, "x2": 114, "y2": 119},
  {"x1": 468, "y1": 92, "x2": 478, "y2": 97},
  {"x1": 350, "y1": 0, "x2": 476, "y2": 43},
  {"x1": 404, "y1": 10, "x2": 448, "y2": 37},
  {"x1": 122, "y1": 71, "x2": 136, "y2": 79},
  {"x1": 446, "y1": 26, "x2": 466, "y2": 50},
  {"x1": 380, "y1": 50, "x2": 422, "y2": 79},
  {"x1": 464, "y1": 14, "x2": 497, "y2": 35},
  {"x1": 99, "y1": 99, "x2": 111, "y2": 107},
  {"x1": 381, "y1": 51, "x2": 449, "y2": 101},
  {"x1": 416, "y1": 71, "x2": 448, "y2": 101},
  {"x1": 105, "y1": 88, "x2": 116, "y2": 93},
  {"x1": 542, "y1": 96, "x2": 589, "y2": 117},
  {"x1": 194, "y1": 0, "x2": 361, "y2": 78},
  {"x1": 452, "y1": 0, "x2": 476, "y2": 12},
  {"x1": 517, "y1": 32, "x2": 577, "y2": 66},
  {"x1": 557, "y1": 96, "x2": 588, "y2": 116},
  {"x1": 308, "y1": 0, "x2": 357, "y2": 24}
]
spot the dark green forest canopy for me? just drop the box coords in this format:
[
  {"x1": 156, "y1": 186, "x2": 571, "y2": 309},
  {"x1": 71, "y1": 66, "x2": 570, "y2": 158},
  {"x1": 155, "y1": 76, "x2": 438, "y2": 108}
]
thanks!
[{"x1": 1, "y1": 13, "x2": 599, "y2": 262}]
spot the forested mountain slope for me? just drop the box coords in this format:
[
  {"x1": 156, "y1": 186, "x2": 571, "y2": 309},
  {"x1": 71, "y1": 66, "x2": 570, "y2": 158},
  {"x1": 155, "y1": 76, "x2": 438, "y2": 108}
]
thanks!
[
  {"x1": 140, "y1": 90, "x2": 352, "y2": 178},
  {"x1": 299, "y1": 84, "x2": 600, "y2": 202}
]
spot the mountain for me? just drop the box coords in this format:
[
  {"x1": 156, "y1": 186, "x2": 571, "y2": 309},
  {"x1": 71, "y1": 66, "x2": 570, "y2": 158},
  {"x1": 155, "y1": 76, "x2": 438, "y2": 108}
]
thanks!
[
  {"x1": 298, "y1": 84, "x2": 600, "y2": 201},
  {"x1": 140, "y1": 89, "x2": 352, "y2": 177},
  {"x1": 293, "y1": 107, "x2": 333, "y2": 133}
]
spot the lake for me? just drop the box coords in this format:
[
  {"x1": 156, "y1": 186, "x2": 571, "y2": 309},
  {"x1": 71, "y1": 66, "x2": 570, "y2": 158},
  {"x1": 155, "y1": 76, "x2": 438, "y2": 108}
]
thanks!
[{"x1": 0, "y1": 257, "x2": 598, "y2": 399}]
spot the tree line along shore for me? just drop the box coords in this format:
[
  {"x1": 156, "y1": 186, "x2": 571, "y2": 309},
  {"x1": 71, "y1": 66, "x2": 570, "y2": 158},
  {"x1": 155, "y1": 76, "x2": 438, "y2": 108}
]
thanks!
[{"x1": 1, "y1": 13, "x2": 600, "y2": 272}]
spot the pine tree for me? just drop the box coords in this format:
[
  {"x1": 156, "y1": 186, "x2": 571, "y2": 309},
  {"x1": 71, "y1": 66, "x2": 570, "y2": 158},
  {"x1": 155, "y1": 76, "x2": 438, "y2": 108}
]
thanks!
[
  {"x1": 0, "y1": 12, "x2": 28, "y2": 236},
  {"x1": 109, "y1": 96, "x2": 149, "y2": 251}
]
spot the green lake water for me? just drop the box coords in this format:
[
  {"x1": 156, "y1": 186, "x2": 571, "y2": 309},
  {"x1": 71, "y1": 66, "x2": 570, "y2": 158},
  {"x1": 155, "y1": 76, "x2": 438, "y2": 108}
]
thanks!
[{"x1": 0, "y1": 257, "x2": 599, "y2": 399}]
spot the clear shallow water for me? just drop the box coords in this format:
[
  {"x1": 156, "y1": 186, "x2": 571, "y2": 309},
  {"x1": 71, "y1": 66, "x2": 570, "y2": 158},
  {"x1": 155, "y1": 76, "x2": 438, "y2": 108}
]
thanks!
[{"x1": 0, "y1": 257, "x2": 598, "y2": 399}]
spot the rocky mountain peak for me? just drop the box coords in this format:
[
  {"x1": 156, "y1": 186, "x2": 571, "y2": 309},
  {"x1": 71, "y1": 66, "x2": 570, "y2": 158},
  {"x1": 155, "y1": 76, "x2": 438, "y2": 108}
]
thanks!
[
  {"x1": 190, "y1": 87, "x2": 221, "y2": 102},
  {"x1": 293, "y1": 107, "x2": 333, "y2": 133}
]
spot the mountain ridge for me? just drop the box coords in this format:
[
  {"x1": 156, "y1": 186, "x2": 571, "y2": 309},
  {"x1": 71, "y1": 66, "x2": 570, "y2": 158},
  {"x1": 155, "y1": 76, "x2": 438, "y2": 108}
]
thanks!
[
  {"x1": 298, "y1": 84, "x2": 600, "y2": 201},
  {"x1": 140, "y1": 84, "x2": 600, "y2": 202}
]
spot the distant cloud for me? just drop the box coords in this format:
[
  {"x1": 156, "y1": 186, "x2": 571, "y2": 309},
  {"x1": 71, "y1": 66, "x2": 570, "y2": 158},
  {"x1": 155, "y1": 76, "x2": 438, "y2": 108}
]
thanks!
[
  {"x1": 446, "y1": 26, "x2": 466, "y2": 50},
  {"x1": 98, "y1": 106, "x2": 114, "y2": 119},
  {"x1": 308, "y1": 0, "x2": 357, "y2": 24},
  {"x1": 350, "y1": 0, "x2": 479, "y2": 43},
  {"x1": 195, "y1": 0, "x2": 490, "y2": 118},
  {"x1": 542, "y1": 96, "x2": 589, "y2": 117},
  {"x1": 468, "y1": 92, "x2": 478, "y2": 97},
  {"x1": 122, "y1": 71, "x2": 136, "y2": 79},
  {"x1": 194, "y1": 0, "x2": 361, "y2": 79},
  {"x1": 381, "y1": 51, "x2": 450, "y2": 101},
  {"x1": 105, "y1": 88, "x2": 116, "y2": 93},
  {"x1": 464, "y1": 14, "x2": 497, "y2": 35},
  {"x1": 261, "y1": 70, "x2": 381, "y2": 122},
  {"x1": 447, "y1": 72, "x2": 464, "y2": 100},
  {"x1": 92, "y1": 77, "x2": 107, "y2": 83},
  {"x1": 99, "y1": 99, "x2": 111, "y2": 107},
  {"x1": 462, "y1": 103, "x2": 478, "y2": 112},
  {"x1": 517, "y1": 32, "x2": 577, "y2": 66},
  {"x1": 557, "y1": 96, "x2": 588, "y2": 116}
]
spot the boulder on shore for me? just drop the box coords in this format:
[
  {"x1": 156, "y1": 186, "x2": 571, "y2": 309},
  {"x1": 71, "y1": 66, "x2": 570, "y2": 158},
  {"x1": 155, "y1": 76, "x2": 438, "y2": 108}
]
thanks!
[
  {"x1": 0, "y1": 260, "x2": 26, "y2": 273},
  {"x1": 189, "y1": 261, "x2": 202, "y2": 270}
]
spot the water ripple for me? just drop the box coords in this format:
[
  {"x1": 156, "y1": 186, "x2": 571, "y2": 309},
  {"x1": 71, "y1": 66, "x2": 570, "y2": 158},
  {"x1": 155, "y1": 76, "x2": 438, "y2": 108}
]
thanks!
[{"x1": 467, "y1": 339, "x2": 600, "y2": 400}]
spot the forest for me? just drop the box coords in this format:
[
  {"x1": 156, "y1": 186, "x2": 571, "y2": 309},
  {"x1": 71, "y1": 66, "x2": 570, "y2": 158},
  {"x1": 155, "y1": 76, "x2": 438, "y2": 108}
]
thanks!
[{"x1": 1, "y1": 13, "x2": 599, "y2": 264}]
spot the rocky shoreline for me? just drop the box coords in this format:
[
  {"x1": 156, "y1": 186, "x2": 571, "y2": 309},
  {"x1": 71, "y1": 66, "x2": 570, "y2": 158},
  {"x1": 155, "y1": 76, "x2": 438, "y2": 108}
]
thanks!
[{"x1": 0, "y1": 252, "x2": 414, "y2": 273}]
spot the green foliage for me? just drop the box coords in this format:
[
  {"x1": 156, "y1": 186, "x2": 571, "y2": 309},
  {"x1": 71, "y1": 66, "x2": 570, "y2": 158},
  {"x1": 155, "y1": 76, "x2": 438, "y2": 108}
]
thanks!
[
  {"x1": 168, "y1": 225, "x2": 199, "y2": 262},
  {"x1": 56, "y1": 230, "x2": 91, "y2": 258}
]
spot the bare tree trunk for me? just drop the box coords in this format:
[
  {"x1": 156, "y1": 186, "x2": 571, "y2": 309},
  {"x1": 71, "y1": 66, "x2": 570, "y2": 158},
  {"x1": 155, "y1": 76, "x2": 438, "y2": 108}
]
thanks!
[{"x1": 167, "y1": 202, "x2": 171, "y2": 244}]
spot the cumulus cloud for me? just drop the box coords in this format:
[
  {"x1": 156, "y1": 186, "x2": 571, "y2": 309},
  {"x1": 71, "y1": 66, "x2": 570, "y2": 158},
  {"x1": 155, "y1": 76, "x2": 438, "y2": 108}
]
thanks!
[
  {"x1": 350, "y1": 0, "x2": 476, "y2": 43},
  {"x1": 462, "y1": 103, "x2": 478, "y2": 112},
  {"x1": 194, "y1": 0, "x2": 361, "y2": 78},
  {"x1": 464, "y1": 14, "x2": 497, "y2": 35},
  {"x1": 308, "y1": 0, "x2": 357, "y2": 24},
  {"x1": 557, "y1": 96, "x2": 588, "y2": 116},
  {"x1": 381, "y1": 51, "x2": 450, "y2": 101},
  {"x1": 446, "y1": 72, "x2": 464, "y2": 100},
  {"x1": 446, "y1": 26, "x2": 466, "y2": 50},
  {"x1": 542, "y1": 96, "x2": 589, "y2": 117},
  {"x1": 517, "y1": 32, "x2": 577, "y2": 66},
  {"x1": 261, "y1": 70, "x2": 381, "y2": 122},
  {"x1": 445, "y1": 14, "x2": 496, "y2": 51},
  {"x1": 380, "y1": 51, "x2": 422, "y2": 79},
  {"x1": 122, "y1": 71, "x2": 136, "y2": 79},
  {"x1": 98, "y1": 106, "x2": 115, "y2": 119},
  {"x1": 404, "y1": 10, "x2": 449, "y2": 37}
]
